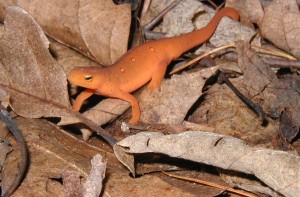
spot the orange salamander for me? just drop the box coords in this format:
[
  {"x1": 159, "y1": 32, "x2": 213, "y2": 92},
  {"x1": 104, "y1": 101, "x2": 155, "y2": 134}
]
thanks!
[{"x1": 67, "y1": 8, "x2": 239, "y2": 124}]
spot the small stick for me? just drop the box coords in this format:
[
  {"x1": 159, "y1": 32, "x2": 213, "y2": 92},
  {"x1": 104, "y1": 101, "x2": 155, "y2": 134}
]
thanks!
[
  {"x1": 143, "y1": 0, "x2": 181, "y2": 31},
  {"x1": 169, "y1": 44, "x2": 235, "y2": 75},
  {"x1": 169, "y1": 43, "x2": 298, "y2": 75},
  {"x1": 262, "y1": 57, "x2": 300, "y2": 69},
  {"x1": 251, "y1": 45, "x2": 296, "y2": 60},
  {"x1": 0, "y1": 104, "x2": 28, "y2": 197},
  {"x1": 143, "y1": 0, "x2": 181, "y2": 40},
  {"x1": 206, "y1": 0, "x2": 218, "y2": 9},
  {"x1": 162, "y1": 171, "x2": 257, "y2": 197},
  {"x1": 218, "y1": 71, "x2": 266, "y2": 124}
]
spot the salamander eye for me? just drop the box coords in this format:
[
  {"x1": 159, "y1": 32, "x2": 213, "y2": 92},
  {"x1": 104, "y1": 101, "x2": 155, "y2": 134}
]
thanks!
[{"x1": 84, "y1": 75, "x2": 93, "y2": 81}]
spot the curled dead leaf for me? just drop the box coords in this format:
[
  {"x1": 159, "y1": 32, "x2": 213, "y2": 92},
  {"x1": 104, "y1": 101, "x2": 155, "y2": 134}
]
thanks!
[{"x1": 116, "y1": 131, "x2": 300, "y2": 197}]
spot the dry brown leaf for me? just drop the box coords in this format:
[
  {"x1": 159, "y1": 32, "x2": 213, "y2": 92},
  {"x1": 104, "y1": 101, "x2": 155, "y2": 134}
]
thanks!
[
  {"x1": 235, "y1": 41, "x2": 276, "y2": 96},
  {"x1": 219, "y1": 168, "x2": 281, "y2": 197},
  {"x1": 77, "y1": 0, "x2": 131, "y2": 65},
  {"x1": 138, "y1": 68, "x2": 217, "y2": 124},
  {"x1": 187, "y1": 77, "x2": 276, "y2": 145},
  {"x1": 0, "y1": 6, "x2": 115, "y2": 144},
  {"x1": 226, "y1": 0, "x2": 264, "y2": 27},
  {"x1": 82, "y1": 98, "x2": 130, "y2": 125},
  {"x1": 49, "y1": 37, "x2": 101, "y2": 75},
  {"x1": 0, "y1": 6, "x2": 71, "y2": 119},
  {"x1": 0, "y1": 140, "x2": 11, "y2": 168},
  {"x1": 0, "y1": 0, "x2": 131, "y2": 65},
  {"x1": 162, "y1": 0, "x2": 205, "y2": 37},
  {"x1": 2, "y1": 118, "x2": 94, "y2": 196},
  {"x1": 3, "y1": 117, "x2": 198, "y2": 196},
  {"x1": 263, "y1": 75, "x2": 300, "y2": 116},
  {"x1": 260, "y1": 0, "x2": 300, "y2": 59},
  {"x1": 116, "y1": 131, "x2": 300, "y2": 196}
]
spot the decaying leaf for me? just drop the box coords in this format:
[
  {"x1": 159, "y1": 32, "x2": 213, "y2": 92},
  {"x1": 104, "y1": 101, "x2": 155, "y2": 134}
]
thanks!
[
  {"x1": 0, "y1": 6, "x2": 71, "y2": 119},
  {"x1": 2, "y1": 118, "x2": 92, "y2": 196},
  {"x1": 63, "y1": 154, "x2": 106, "y2": 197},
  {"x1": 138, "y1": 68, "x2": 218, "y2": 124},
  {"x1": 63, "y1": 171, "x2": 84, "y2": 197},
  {"x1": 83, "y1": 154, "x2": 106, "y2": 197},
  {"x1": 187, "y1": 74, "x2": 276, "y2": 144},
  {"x1": 235, "y1": 41, "x2": 276, "y2": 96},
  {"x1": 219, "y1": 168, "x2": 281, "y2": 197},
  {"x1": 279, "y1": 108, "x2": 299, "y2": 143},
  {"x1": 162, "y1": 0, "x2": 205, "y2": 37},
  {"x1": 0, "y1": 6, "x2": 115, "y2": 144},
  {"x1": 262, "y1": 74, "x2": 300, "y2": 146},
  {"x1": 0, "y1": 141, "x2": 11, "y2": 168},
  {"x1": 49, "y1": 37, "x2": 101, "y2": 75},
  {"x1": 226, "y1": 0, "x2": 264, "y2": 27},
  {"x1": 82, "y1": 98, "x2": 130, "y2": 126},
  {"x1": 116, "y1": 131, "x2": 300, "y2": 196},
  {"x1": 0, "y1": 0, "x2": 132, "y2": 65},
  {"x1": 260, "y1": 0, "x2": 300, "y2": 58}
]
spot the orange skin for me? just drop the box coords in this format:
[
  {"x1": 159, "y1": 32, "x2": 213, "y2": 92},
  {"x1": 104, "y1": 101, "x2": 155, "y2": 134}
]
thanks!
[{"x1": 67, "y1": 8, "x2": 239, "y2": 124}]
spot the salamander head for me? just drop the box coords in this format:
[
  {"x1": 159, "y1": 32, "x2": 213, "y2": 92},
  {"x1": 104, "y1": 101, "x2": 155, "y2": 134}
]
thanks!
[{"x1": 67, "y1": 67, "x2": 104, "y2": 89}]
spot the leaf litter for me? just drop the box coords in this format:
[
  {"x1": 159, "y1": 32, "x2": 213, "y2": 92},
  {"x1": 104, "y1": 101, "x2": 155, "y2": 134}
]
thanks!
[{"x1": 0, "y1": 0, "x2": 300, "y2": 196}]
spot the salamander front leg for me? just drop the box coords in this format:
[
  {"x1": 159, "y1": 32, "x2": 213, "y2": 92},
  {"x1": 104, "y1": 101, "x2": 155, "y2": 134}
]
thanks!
[
  {"x1": 112, "y1": 90, "x2": 141, "y2": 124},
  {"x1": 148, "y1": 62, "x2": 168, "y2": 92},
  {"x1": 72, "y1": 89, "x2": 94, "y2": 111}
]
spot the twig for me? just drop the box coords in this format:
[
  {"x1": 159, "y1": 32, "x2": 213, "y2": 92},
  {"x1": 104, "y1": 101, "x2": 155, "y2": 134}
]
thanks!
[
  {"x1": 143, "y1": 0, "x2": 181, "y2": 40},
  {"x1": 0, "y1": 104, "x2": 28, "y2": 197},
  {"x1": 169, "y1": 43, "x2": 298, "y2": 75},
  {"x1": 162, "y1": 171, "x2": 257, "y2": 197},
  {"x1": 262, "y1": 57, "x2": 300, "y2": 68},
  {"x1": 143, "y1": 0, "x2": 180, "y2": 30},
  {"x1": 252, "y1": 45, "x2": 296, "y2": 60},
  {"x1": 169, "y1": 44, "x2": 235, "y2": 75},
  {"x1": 218, "y1": 71, "x2": 266, "y2": 124}
]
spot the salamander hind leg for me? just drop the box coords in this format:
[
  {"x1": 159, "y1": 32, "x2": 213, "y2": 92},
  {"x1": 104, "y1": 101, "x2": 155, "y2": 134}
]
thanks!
[
  {"x1": 111, "y1": 90, "x2": 141, "y2": 124},
  {"x1": 148, "y1": 62, "x2": 169, "y2": 93}
]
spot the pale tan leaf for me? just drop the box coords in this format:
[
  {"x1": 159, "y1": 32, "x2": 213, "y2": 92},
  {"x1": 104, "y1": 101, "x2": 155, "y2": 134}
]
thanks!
[
  {"x1": 78, "y1": 0, "x2": 131, "y2": 65},
  {"x1": 226, "y1": 0, "x2": 264, "y2": 27},
  {"x1": 260, "y1": 0, "x2": 300, "y2": 58},
  {"x1": 82, "y1": 98, "x2": 130, "y2": 126},
  {"x1": 116, "y1": 131, "x2": 300, "y2": 196},
  {"x1": 0, "y1": 0, "x2": 131, "y2": 65}
]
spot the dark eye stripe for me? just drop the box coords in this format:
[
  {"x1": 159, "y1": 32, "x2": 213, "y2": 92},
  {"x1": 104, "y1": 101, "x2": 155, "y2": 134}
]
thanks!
[{"x1": 85, "y1": 75, "x2": 93, "y2": 81}]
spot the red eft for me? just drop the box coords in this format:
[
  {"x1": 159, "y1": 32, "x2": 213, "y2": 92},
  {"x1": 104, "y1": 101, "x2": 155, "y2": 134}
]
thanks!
[{"x1": 67, "y1": 8, "x2": 239, "y2": 124}]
